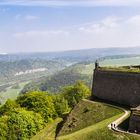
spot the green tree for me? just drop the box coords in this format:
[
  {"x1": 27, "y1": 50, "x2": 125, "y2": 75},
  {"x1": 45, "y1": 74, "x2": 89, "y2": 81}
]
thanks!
[
  {"x1": 16, "y1": 91, "x2": 57, "y2": 122},
  {"x1": 0, "y1": 116, "x2": 8, "y2": 140},
  {"x1": 52, "y1": 94, "x2": 70, "y2": 116},
  {"x1": 62, "y1": 81, "x2": 90, "y2": 107},
  {"x1": 0, "y1": 109, "x2": 45, "y2": 140},
  {"x1": 7, "y1": 108, "x2": 45, "y2": 140},
  {"x1": 0, "y1": 99, "x2": 19, "y2": 116}
]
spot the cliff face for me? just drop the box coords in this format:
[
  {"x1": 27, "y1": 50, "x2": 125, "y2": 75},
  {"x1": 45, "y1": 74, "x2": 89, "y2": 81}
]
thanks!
[{"x1": 92, "y1": 69, "x2": 140, "y2": 107}]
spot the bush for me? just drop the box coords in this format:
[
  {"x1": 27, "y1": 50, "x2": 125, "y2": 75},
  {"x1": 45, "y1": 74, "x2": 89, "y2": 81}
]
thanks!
[
  {"x1": 0, "y1": 116, "x2": 8, "y2": 139},
  {"x1": 0, "y1": 108, "x2": 45, "y2": 140},
  {"x1": 52, "y1": 94, "x2": 70, "y2": 116},
  {"x1": 7, "y1": 109, "x2": 45, "y2": 140},
  {"x1": 16, "y1": 91, "x2": 57, "y2": 122},
  {"x1": 0, "y1": 99, "x2": 19, "y2": 116},
  {"x1": 62, "y1": 81, "x2": 90, "y2": 107}
]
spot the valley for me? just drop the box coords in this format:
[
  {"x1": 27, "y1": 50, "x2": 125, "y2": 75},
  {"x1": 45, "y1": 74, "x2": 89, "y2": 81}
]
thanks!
[{"x1": 0, "y1": 48, "x2": 140, "y2": 139}]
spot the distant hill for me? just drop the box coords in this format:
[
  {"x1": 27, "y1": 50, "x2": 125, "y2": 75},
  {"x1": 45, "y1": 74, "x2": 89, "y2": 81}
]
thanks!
[
  {"x1": 21, "y1": 62, "x2": 94, "y2": 93},
  {"x1": 1, "y1": 46, "x2": 140, "y2": 91},
  {"x1": 0, "y1": 59, "x2": 67, "y2": 85},
  {"x1": 1, "y1": 46, "x2": 140, "y2": 62},
  {"x1": 21, "y1": 53, "x2": 140, "y2": 94}
]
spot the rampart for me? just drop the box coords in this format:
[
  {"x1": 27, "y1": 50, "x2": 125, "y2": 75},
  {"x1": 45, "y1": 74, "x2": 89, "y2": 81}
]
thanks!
[
  {"x1": 92, "y1": 69, "x2": 140, "y2": 107},
  {"x1": 129, "y1": 108, "x2": 140, "y2": 134}
]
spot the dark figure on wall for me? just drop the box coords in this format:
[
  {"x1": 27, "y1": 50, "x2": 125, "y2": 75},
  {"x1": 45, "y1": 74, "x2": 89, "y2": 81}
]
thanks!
[{"x1": 95, "y1": 60, "x2": 99, "y2": 69}]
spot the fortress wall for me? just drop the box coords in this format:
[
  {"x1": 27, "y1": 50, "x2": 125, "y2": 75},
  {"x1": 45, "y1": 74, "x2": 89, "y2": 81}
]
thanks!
[
  {"x1": 92, "y1": 69, "x2": 140, "y2": 107},
  {"x1": 129, "y1": 113, "x2": 140, "y2": 133}
]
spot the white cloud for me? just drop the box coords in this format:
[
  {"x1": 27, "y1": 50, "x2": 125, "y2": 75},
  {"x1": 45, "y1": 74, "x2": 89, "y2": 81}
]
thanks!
[
  {"x1": 127, "y1": 15, "x2": 140, "y2": 26},
  {"x1": 102, "y1": 16, "x2": 120, "y2": 28},
  {"x1": 76, "y1": 15, "x2": 140, "y2": 49},
  {"x1": 1, "y1": 15, "x2": 140, "y2": 53},
  {"x1": 8, "y1": 29, "x2": 70, "y2": 52},
  {"x1": 79, "y1": 16, "x2": 120, "y2": 33},
  {"x1": 1, "y1": 0, "x2": 140, "y2": 6}
]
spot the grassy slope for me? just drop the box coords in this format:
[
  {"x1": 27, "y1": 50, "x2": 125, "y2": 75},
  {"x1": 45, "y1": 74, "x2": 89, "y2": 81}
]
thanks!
[
  {"x1": 0, "y1": 82, "x2": 29, "y2": 104},
  {"x1": 58, "y1": 100, "x2": 122, "y2": 136},
  {"x1": 57, "y1": 100, "x2": 140, "y2": 140},
  {"x1": 31, "y1": 118, "x2": 62, "y2": 140}
]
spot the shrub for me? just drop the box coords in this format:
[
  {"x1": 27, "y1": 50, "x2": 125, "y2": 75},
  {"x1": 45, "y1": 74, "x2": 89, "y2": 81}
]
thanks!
[{"x1": 16, "y1": 91, "x2": 57, "y2": 122}]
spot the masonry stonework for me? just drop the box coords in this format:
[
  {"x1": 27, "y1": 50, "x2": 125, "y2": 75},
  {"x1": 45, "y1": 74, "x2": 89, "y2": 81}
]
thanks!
[
  {"x1": 129, "y1": 113, "x2": 140, "y2": 134},
  {"x1": 92, "y1": 69, "x2": 140, "y2": 107}
]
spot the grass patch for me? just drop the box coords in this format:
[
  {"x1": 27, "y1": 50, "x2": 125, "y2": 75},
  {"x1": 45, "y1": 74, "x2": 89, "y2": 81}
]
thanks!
[
  {"x1": 0, "y1": 82, "x2": 29, "y2": 104},
  {"x1": 57, "y1": 100, "x2": 140, "y2": 140},
  {"x1": 100, "y1": 56, "x2": 140, "y2": 67},
  {"x1": 31, "y1": 118, "x2": 62, "y2": 140},
  {"x1": 57, "y1": 100, "x2": 122, "y2": 137},
  {"x1": 99, "y1": 66, "x2": 140, "y2": 73}
]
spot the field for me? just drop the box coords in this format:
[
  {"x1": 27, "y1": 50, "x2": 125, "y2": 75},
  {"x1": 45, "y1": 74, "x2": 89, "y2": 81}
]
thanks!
[
  {"x1": 57, "y1": 100, "x2": 140, "y2": 140},
  {"x1": 100, "y1": 56, "x2": 140, "y2": 67},
  {"x1": 0, "y1": 81, "x2": 29, "y2": 104}
]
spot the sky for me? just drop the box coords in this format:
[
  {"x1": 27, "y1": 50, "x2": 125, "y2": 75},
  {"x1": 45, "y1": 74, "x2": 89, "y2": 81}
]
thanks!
[{"x1": 1, "y1": 0, "x2": 140, "y2": 53}]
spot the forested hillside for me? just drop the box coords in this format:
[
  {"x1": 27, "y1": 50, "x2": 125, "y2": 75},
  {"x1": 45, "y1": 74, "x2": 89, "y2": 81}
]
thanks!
[
  {"x1": 21, "y1": 62, "x2": 94, "y2": 93},
  {"x1": 0, "y1": 48, "x2": 140, "y2": 85},
  {"x1": 0, "y1": 81, "x2": 90, "y2": 140},
  {"x1": 0, "y1": 59, "x2": 67, "y2": 85}
]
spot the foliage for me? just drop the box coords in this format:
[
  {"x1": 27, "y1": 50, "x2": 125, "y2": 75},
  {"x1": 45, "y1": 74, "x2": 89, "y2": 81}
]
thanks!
[
  {"x1": 7, "y1": 108, "x2": 45, "y2": 140},
  {"x1": 0, "y1": 59, "x2": 67, "y2": 86},
  {"x1": 0, "y1": 116, "x2": 8, "y2": 139},
  {"x1": 52, "y1": 94, "x2": 70, "y2": 116},
  {"x1": 0, "y1": 99, "x2": 19, "y2": 116},
  {"x1": 21, "y1": 62, "x2": 93, "y2": 93},
  {"x1": 0, "y1": 81, "x2": 91, "y2": 139},
  {"x1": 0, "y1": 98, "x2": 45, "y2": 140},
  {"x1": 62, "y1": 81, "x2": 90, "y2": 107},
  {"x1": 0, "y1": 108, "x2": 45, "y2": 140},
  {"x1": 16, "y1": 91, "x2": 57, "y2": 122}
]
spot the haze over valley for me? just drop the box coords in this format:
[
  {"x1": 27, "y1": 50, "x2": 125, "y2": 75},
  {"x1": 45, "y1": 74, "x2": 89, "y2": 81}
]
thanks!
[{"x1": 0, "y1": 1, "x2": 140, "y2": 140}]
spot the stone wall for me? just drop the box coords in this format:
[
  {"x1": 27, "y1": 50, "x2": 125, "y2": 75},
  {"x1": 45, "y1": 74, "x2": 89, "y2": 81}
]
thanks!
[
  {"x1": 92, "y1": 69, "x2": 140, "y2": 107},
  {"x1": 129, "y1": 113, "x2": 140, "y2": 134}
]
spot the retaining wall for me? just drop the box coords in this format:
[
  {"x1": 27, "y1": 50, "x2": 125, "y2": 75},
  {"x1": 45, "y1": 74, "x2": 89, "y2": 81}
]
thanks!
[{"x1": 92, "y1": 69, "x2": 140, "y2": 107}]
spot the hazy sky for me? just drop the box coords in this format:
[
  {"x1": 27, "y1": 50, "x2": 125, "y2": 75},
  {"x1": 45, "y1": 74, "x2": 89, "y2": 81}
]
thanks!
[{"x1": 1, "y1": 0, "x2": 140, "y2": 53}]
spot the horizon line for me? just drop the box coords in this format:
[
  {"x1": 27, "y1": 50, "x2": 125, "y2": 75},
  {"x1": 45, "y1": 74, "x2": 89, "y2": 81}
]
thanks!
[{"x1": 3, "y1": 46, "x2": 140, "y2": 54}]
